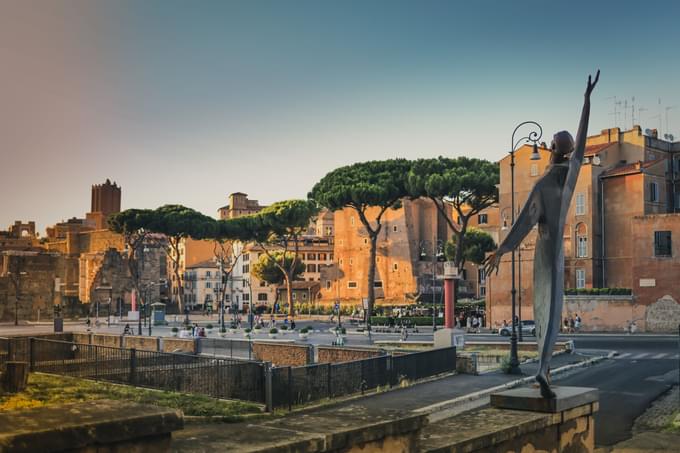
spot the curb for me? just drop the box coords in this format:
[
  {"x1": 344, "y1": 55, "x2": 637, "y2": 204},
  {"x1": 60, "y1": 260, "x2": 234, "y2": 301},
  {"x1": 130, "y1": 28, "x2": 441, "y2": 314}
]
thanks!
[{"x1": 413, "y1": 354, "x2": 609, "y2": 415}]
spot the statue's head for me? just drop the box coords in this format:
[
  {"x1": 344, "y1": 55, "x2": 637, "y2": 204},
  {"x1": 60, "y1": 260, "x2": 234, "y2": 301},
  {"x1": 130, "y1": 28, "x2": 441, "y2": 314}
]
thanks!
[{"x1": 550, "y1": 131, "x2": 574, "y2": 163}]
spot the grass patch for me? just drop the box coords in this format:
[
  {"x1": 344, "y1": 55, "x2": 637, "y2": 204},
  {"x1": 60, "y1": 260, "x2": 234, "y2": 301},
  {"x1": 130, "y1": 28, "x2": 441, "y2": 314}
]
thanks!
[
  {"x1": 665, "y1": 411, "x2": 680, "y2": 433},
  {"x1": 0, "y1": 373, "x2": 261, "y2": 421}
]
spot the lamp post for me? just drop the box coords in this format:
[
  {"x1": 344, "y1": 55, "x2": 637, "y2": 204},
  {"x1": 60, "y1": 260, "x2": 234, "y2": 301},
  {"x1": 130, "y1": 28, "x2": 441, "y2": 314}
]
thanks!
[
  {"x1": 508, "y1": 120, "x2": 543, "y2": 374},
  {"x1": 420, "y1": 237, "x2": 444, "y2": 333}
]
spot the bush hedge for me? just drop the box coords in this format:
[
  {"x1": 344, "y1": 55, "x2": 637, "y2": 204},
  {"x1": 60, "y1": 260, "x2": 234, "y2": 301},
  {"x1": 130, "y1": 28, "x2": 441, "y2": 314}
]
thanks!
[
  {"x1": 564, "y1": 288, "x2": 632, "y2": 296},
  {"x1": 370, "y1": 316, "x2": 444, "y2": 326}
]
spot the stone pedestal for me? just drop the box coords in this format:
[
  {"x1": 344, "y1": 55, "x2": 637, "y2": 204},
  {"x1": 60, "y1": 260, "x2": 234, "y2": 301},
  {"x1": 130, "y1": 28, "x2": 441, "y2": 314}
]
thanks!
[
  {"x1": 434, "y1": 328, "x2": 465, "y2": 349},
  {"x1": 491, "y1": 386, "x2": 598, "y2": 413}
]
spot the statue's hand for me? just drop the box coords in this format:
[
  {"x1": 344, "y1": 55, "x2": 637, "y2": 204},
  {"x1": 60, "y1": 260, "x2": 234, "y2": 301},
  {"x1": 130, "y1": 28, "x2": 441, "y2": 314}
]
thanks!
[
  {"x1": 483, "y1": 251, "x2": 502, "y2": 277},
  {"x1": 585, "y1": 70, "x2": 600, "y2": 97}
]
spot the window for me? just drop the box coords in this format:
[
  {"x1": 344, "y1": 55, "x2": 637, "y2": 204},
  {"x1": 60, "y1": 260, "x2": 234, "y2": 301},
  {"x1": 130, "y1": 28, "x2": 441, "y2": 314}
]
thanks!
[
  {"x1": 306, "y1": 264, "x2": 317, "y2": 273},
  {"x1": 242, "y1": 264, "x2": 249, "y2": 273},
  {"x1": 243, "y1": 293, "x2": 249, "y2": 301},
  {"x1": 325, "y1": 280, "x2": 332, "y2": 290},
  {"x1": 302, "y1": 293, "x2": 307, "y2": 300},
  {"x1": 363, "y1": 238, "x2": 368, "y2": 244},
  {"x1": 206, "y1": 282, "x2": 211, "y2": 289},
  {"x1": 393, "y1": 225, "x2": 398, "y2": 232},
  {"x1": 242, "y1": 279, "x2": 248, "y2": 287},
  {"x1": 307, "y1": 253, "x2": 316, "y2": 260},
  {"x1": 347, "y1": 281, "x2": 358, "y2": 289},
  {"x1": 319, "y1": 253, "x2": 327, "y2": 261},
  {"x1": 393, "y1": 263, "x2": 398, "y2": 272},
  {"x1": 350, "y1": 217, "x2": 355, "y2": 226},
  {"x1": 530, "y1": 163, "x2": 539, "y2": 177},
  {"x1": 373, "y1": 280, "x2": 383, "y2": 288},
  {"x1": 575, "y1": 193, "x2": 586, "y2": 215},
  {"x1": 257, "y1": 293, "x2": 268, "y2": 301},
  {"x1": 349, "y1": 258, "x2": 353, "y2": 265},
  {"x1": 650, "y1": 182, "x2": 659, "y2": 202},
  {"x1": 576, "y1": 223, "x2": 588, "y2": 258},
  {"x1": 479, "y1": 286, "x2": 486, "y2": 297},
  {"x1": 478, "y1": 268, "x2": 486, "y2": 284},
  {"x1": 243, "y1": 254, "x2": 249, "y2": 262},
  {"x1": 654, "y1": 231, "x2": 672, "y2": 257},
  {"x1": 206, "y1": 270, "x2": 211, "y2": 278},
  {"x1": 260, "y1": 281, "x2": 266, "y2": 287},
  {"x1": 325, "y1": 226, "x2": 333, "y2": 236},
  {"x1": 575, "y1": 269, "x2": 586, "y2": 289},
  {"x1": 478, "y1": 214, "x2": 488, "y2": 224}
]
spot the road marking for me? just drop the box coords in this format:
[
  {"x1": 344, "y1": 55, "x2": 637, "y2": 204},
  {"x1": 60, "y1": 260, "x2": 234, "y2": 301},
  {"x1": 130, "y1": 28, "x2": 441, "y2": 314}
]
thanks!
[
  {"x1": 672, "y1": 354, "x2": 680, "y2": 360},
  {"x1": 651, "y1": 353, "x2": 667, "y2": 359},
  {"x1": 616, "y1": 353, "x2": 632, "y2": 359},
  {"x1": 632, "y1": 353, "x2": 649, "y2": 359}
]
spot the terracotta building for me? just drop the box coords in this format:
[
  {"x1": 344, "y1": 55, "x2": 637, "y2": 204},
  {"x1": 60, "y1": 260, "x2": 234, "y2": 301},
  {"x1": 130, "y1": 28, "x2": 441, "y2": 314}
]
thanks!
[
  {"x1": 86, "y1": 179, "x2": 121, "y2": 229},
  {"x1": 487, "y1": 126, "x2": 680, "y2": 331},
  {"x1": 327, "y1": 198, "x2": 453, "y2": 307}
]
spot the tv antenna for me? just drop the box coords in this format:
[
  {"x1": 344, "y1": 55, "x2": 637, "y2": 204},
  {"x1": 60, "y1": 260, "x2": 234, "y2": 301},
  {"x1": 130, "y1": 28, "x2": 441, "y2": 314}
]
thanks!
[
  {"x1": 605, "y1": 96, "x2": 621, "y2": 127},
  {"x1": 665, "y1": 106, "x2": 676, "y2": 136}
]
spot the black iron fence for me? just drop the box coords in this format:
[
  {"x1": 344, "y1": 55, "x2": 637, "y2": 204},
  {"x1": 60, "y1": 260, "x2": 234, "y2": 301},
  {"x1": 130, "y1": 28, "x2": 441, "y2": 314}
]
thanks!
[
  {"x1": 0, "y1": 336, "x2": 455, "y2": 411},
  {"x1": 1, "y1": 337, "x2": 265, "y2": 404},
  {"x1": 198, "y1": 338, "x2": 253, "y2": 360},
  {"x1": 271, "y1": 347, "x2": 455, "y2": 409}
]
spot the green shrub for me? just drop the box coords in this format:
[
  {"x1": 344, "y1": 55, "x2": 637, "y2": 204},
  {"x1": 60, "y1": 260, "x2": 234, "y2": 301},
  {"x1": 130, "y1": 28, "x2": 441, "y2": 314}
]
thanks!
[
  {"x1": 254, "y1": 325, "x2": 261, "y2": 330},
  {"x1": 171, "y1": 327, "x2": 179, "y2": 333},
  {"x1": 300, "y1": 327, "x2": 310, "y2": 334},
  {"x1": 280, "y1": 325, "x2": 288, "y2": 330},
  {"x1": 269, "y1": 328, "x2": 278, "y2": 334},
  {"x1": 370, "y1": 316, "x2": 444, "y2": 326},
  {"x1": 206, "y1": 324, "x2": 213, "y2": 329},
  {"x1": 500, "y1": 355, "x2": 513, "y2": 374},
  {"x1": 244, "y1": 328, "x2": 251, "y2": 333}
]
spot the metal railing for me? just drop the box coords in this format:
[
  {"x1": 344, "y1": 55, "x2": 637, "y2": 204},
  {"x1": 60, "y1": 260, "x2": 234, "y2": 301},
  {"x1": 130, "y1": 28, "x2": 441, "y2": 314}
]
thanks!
[
  {"x1": 271, "y1": 347, "x2": 455, "y2": 409},
  {"x1": 198, "y1": 338, "x2": 253, "y2": 360},
  {"x1": 10, "y1": 337, "x2": 266, "y2": 404}
]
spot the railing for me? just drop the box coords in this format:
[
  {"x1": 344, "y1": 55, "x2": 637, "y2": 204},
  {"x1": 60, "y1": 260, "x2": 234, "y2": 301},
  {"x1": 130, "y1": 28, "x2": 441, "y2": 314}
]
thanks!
[
  {"x1": 198, "y1": 338, "x2": 253, "y2": 360},
  {"x1": 271, "y1": 347, "x2": 456, "y2": 409},
  {"x1": 13, "y1": 337, "x2": 266, "y2": 404}
]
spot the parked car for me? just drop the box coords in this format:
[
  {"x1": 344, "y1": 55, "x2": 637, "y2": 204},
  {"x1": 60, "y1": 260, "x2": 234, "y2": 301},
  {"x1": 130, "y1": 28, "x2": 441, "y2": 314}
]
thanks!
[{"x1": 498, "y1": 320, "x2": 535, "y2": 336}]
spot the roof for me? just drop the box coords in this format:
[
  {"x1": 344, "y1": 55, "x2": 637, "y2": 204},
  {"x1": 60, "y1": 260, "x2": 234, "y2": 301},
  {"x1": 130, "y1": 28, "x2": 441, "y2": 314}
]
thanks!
[
  {"x1": 584, "y1": 143, "x2": 615, "y2": 157},
  {"x1": 186, "y1": 259, "x2": 218, "y2": 269},
  {"x1": 600, "y1": 158, "x2": 665, "y2": 178}
]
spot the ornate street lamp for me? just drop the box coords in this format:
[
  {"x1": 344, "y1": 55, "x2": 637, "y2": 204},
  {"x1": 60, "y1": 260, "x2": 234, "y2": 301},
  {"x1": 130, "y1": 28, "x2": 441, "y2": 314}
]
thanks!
[{"x1": 508, "y1": 121, "x2": 543, "y2": 374}]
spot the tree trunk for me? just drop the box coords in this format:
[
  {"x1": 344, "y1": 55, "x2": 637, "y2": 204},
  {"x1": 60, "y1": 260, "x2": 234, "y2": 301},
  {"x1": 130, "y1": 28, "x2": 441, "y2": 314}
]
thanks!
[
  {"x1": 2, "y1": 361, "x2": 28, "y2": 393},
  {"x1": 169, "y1": 238, "x2": 184, "y2": 313},
  {"x1": 285, "y1": 273, "x2": 294, "y2": 317},
  {"x1": 366, "y1": 234, "x2": 378, "y2": 326}
]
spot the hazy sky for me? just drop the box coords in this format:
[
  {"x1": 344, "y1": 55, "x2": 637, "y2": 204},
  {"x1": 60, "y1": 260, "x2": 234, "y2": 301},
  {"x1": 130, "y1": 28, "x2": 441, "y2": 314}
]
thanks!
[{"x1": 1, "y1": 0, "x2": 679, "y2": 233}]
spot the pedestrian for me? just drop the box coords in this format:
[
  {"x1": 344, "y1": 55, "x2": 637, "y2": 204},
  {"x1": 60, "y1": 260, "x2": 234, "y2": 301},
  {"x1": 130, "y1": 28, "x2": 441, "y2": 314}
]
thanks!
[
  {"x1": 569, "y1": 317, "x2": 575, "y2": 333},
  {"x1": 563, "y1": 318, "x2": 569, "y2": 333},
  {"x1": 123, "y1": 324, "x2": 131, "y2": 335},
  {"x1": 290, "y1": 319, "x2": 296, "y2": 330},
  {"x1": 574, "y1": 314, "x2": 581, "y2": 332}
]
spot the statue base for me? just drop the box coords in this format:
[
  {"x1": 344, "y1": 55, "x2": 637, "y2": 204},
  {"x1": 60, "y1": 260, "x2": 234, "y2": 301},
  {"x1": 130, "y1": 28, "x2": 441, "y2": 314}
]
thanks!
[
  {"x1": 434, "y1": 328, "x2": 465, "y2": 349},
  {"x1": 490, "y1": 386, "x2": 598, "y2": 413}
]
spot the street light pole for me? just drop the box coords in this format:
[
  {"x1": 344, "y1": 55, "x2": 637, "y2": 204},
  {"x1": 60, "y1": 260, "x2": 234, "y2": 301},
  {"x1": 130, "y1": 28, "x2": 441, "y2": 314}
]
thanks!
[{"x1": 509, "y1": 121, "x2": 543, "y2": 374}]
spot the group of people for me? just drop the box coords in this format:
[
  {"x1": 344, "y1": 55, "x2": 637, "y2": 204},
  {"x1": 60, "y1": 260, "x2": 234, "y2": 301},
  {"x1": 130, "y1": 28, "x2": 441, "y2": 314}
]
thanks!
[
  {"x1": 563, "y1": 314, "x2": 582, "y2": 333},
  {"x1": 253, "y1": 315, "x2": 296, "y2": 330},
  {"x1": 458, "y1": 313, "x2": 485, "y2": 333}
]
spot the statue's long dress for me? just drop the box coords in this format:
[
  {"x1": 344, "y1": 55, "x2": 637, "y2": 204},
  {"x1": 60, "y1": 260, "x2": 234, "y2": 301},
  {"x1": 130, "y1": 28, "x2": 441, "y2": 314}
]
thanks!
[{"x1": 533, "y1": 164, "x2": 569, "y2": 375}]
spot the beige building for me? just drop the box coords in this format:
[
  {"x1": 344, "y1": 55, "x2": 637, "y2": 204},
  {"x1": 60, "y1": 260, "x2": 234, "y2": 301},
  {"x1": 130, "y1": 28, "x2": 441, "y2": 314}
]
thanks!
[{"x1": 218, "y1": 192, "x2": 266, "y2": 220}]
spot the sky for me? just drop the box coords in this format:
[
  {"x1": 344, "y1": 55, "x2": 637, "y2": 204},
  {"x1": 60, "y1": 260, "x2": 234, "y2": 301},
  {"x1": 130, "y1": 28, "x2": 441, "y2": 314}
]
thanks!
[{"x1": 1, "y1": 0, "x2": 679, "y2": 233}]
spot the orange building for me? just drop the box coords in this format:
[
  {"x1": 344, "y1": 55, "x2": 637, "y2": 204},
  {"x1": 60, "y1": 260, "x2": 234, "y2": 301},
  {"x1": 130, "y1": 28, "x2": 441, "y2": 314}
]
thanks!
[{"x1": 487, "y1": 126, "x2": 680, "y2": 331}]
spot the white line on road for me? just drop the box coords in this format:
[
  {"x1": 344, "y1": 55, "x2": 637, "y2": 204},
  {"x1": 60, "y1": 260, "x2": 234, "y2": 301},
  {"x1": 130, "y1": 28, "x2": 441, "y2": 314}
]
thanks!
[
  {"x1": 632, "y1": 353, "x2": 649, "y2": 359},
  {"x1": 616, "y1": 353, "x2": 632, "y2": 359},
  {"x1": 651, "y1": 353, "x2": 667, "y2": 359}
]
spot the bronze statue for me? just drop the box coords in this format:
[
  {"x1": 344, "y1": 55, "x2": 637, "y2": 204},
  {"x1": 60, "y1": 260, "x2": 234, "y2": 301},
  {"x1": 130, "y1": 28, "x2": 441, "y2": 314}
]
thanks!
[{"x1": 485, "y1": 71, "x2": 600, "y2": 398}]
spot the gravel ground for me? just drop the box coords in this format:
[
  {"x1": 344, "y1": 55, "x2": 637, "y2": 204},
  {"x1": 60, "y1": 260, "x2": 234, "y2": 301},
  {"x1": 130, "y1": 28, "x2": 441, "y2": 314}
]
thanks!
[{"x1": 633, "y1": 385, "x2": 679, "y2": 434}]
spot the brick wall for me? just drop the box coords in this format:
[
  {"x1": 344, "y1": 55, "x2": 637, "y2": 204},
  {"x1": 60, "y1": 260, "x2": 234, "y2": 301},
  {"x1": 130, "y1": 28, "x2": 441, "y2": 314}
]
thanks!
[
  {"x1": 252, "y1": 342, "x2": 312, "y2": 367},
  {"x1": 316, "y1": 346, "x2": 385, "y2": 364}
]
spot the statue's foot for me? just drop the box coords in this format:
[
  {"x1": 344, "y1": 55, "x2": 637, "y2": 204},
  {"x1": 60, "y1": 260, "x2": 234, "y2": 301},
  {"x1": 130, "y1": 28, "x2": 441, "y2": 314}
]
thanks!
[{"x1": 535, "y1": 374, "x2": 556, "y2": 399}]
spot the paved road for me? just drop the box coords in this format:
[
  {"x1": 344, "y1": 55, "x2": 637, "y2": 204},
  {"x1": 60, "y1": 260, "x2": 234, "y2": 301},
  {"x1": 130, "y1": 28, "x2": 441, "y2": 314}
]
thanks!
[{"x1": 558, "y1": 335, "x2": 679, "y2": 447}]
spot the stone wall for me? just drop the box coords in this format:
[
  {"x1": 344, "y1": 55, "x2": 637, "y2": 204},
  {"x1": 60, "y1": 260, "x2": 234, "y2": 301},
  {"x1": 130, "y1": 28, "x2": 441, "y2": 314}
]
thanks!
[
  {"x1": 645, "y1": 295, "x2": 680, "y2": 332},
  {"x1": 90, "y1": 333, "x2": 123, "y2": 348},
  {"x1": 316, "y1": 346, "x2": 385, "y2": 364},
  {"x1": 252, "y1": 342, "x2": 312, "y2": 366},
  {"x1": 124, "y1": 335, "x2": 160, "y2": 351},
  {"x1": 161, "y1": 337, "x2": 197, "y2": 354}
]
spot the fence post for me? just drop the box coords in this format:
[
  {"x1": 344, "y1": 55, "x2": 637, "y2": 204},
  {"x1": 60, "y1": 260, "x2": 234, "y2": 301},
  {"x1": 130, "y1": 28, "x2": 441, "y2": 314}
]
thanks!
[
  {"x1": 287, "y1": 366, "x2": 293, "y2": 412},
  {"x1": 28, "y1": 338, "x2": 34, "y2": 372},
  {"x1": 327, "y1": 363, "x2": 332, "y2": 399},
  {"x1": 264, "y1": 362, "x2": 273, "y2": 412},
  {"x1": 95, "y1": 345, "x2": 99, "y2": 380},
  {"x1": 129, "y1": 348, "x2": 137, "y2": 384},
  {"x1": 230, "y1": 340, "x2": 233, "y2": 359}
]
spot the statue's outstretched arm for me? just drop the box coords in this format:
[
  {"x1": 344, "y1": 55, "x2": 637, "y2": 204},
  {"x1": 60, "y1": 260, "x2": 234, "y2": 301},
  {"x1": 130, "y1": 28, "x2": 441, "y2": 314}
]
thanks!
[
  {"x1": 564, "y1": 71, "x2": 600, "y2": 197},
  {"x1": 483, "y1": 185, "x2": 542, "y2": 275}
]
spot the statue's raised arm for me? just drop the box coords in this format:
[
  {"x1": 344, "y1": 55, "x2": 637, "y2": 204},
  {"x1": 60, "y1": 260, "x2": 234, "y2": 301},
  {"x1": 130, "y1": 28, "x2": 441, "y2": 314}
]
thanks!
[{"x1": 562, "y1": 70, "x2": 600, "y2": 208}]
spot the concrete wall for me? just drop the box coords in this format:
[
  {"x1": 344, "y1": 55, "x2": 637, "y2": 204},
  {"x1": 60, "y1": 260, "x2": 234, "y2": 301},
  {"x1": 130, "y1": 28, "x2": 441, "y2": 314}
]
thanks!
[
  {"x1": 124, "y1": 336, "x2": 160, "y2": 351},
  {"x1": 161, "y1": 337, "x2": 197, "y2": 354}
]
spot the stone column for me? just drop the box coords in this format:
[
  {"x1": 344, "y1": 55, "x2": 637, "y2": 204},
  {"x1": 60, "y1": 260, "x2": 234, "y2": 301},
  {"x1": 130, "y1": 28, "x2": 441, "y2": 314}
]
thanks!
[{"x1": 444, "y1": 278, "x2": 454, "y2": 329}]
